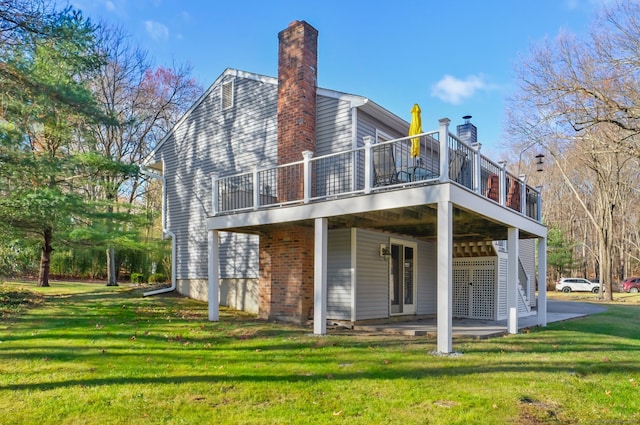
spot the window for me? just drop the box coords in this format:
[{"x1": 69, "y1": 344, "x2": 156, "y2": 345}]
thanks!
[{"x1": 222, "y1": 81, "x2": 234, "y2": 110}]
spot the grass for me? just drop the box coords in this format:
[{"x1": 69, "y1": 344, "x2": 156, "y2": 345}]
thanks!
[{"x1": 1, "y1": 281, "x2": 640, "y2": 425}]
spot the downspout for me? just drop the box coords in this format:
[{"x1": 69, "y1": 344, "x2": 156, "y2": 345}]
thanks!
[{"x1": 140, "y1": 163, "x2": 177, "y2": 297}]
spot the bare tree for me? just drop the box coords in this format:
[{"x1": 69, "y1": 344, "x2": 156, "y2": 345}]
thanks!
[
  {"x1": 506, "y1": 0, "x2": 640, "y2": 299},
  {"x1": 85, "y1": 23, "x2": 202, "y2": 285}
]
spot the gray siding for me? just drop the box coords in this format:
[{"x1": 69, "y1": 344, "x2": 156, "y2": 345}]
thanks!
[
  {"x1": 316, "y1": 96, "x2": 353, "y2": 155},
  {"x1": 327, "y1": 228, "x2": 353, "y2": 320},
  {"x1": 354, "y1": 229, "x2": 390, "y2": 320},
  {"x1": 519, "y1": 239, "x2": 536, "y2": 306},
  {"x1": 416, "y1": 240, "x2": 437, "y2": 314},
  {"x1": 151, "y1": 73, "x2": 278, "y2": 280},
  {"x1": 356, "y1": 110, "x2": 404, "y2": 147}
]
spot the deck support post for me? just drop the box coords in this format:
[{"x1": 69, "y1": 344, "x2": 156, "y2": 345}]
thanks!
[
  {"x1": 507, "y1": 227, "x2": 519, "y2": 334},
  {"x1": 537, "y1": 237, "x2": 547, "y2": 326},
  {"x1": 437, "y1": 200, "x2": 453, "y2": 353},
  {"x1": 208, "y1": 229, "x2": 220, "y2": 321},
  {"x1": 314, "y1": 217, "x2": 328, "y2": 335}
]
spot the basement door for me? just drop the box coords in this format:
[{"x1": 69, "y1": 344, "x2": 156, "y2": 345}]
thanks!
[
  {"x1": 389, "y1": 239, "x2": 417, "y2": 315},
  {"x1": 452, "y1": 259, "x2": 496, "y2": 320}
]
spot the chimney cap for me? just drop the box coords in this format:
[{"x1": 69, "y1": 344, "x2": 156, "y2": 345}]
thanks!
[{"x1": 462, "y1": 115, "x2": 472, "y2": 121}]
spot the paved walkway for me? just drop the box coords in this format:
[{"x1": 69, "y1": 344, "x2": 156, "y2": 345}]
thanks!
[{"x1": 350, "y1": 300, "x2": 608, "y2": 338}]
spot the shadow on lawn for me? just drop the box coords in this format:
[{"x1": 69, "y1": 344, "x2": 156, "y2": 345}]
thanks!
[
  {"x1": 3, "y1": 285, "x2": 640, "y2": 384},
  {"x1": 1, "y1": 354, "x2": 637, "y2": 392}
]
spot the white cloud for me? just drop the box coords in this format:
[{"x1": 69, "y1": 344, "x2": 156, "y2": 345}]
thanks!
[
  {"x1": 431, "y1": 74, "x2": 488, "y2": 105},
  {"x1": 144, "y1": 20, "x2": 169, "y2": 41},
  {"x1": 105, "y1": 1, "x2": 116, "y2": 11}
]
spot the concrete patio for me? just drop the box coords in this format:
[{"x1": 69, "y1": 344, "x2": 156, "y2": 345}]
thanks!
[{"x1": 347, "y1": 300, "x2": 608, "y2": 338}]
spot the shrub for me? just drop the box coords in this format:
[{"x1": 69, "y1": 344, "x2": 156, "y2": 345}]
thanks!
[
  {"x1": 130, "y1": 273, "x2": 145, "y2": 284},
  {"x1": 148, "y1": 273, "x2": 165, "y2": 283}
]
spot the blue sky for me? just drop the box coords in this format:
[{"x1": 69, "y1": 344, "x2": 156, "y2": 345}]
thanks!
[{"x1": 71, "y1": 0, "x2": 604, "y2": 154}]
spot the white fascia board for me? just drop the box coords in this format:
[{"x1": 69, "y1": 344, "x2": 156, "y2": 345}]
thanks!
[
  {"x1": 207, "y1": 184, "x2": 448, "y2": 230},
  {"x1": 448, "y1": 185, "x2": 547, "y2": 238},
  {"x1": 207, "y1": 183, "x2": 546, "y2": 239},
  {"x1": 142, "y1": 68, "x2": 277, "y2": 165}
]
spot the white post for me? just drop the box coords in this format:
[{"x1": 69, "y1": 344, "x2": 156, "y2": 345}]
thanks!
[
  {"x1": 211, "y1": 172, "x2": 220, "y2": 216},
  {"x1": 314, "y1": 217, "x2": 328, "y2": 335},
  {"x1": 363, "y1": 136, "x2": 373, "y2": 194},
  {"x1": 536, "y1": 185, "x2": 543, "y2": 222},
  {"x1": 507, "y1": 227, "x2": 519, "y2": 334},
  {"x1": 498, "y1": 161, "x2": 507, "y2": 207},
  {"x1": 471, "y1": 142, "x2": 482, "y2": 194},
  {"x1": 437, "y1": 200, "x2": 453, "y2": 353},
  {"x1": 302, "y1": 150, "x2": 313, "y2": 203},
  {"x1": 537, "y1": 237, "x2": 547, "y2": 326},
  {"x1": 519, "y1": 174, "x2": 527, "y2": 215},
  {"x1": 253, "y1": 166, "x2": 260, "y2": 210},
  {"x1": 438, "y1": 118, "x2": 450, "y2": 183},
  {"x1": 208, "y1": 230, "x2": 220, "y2": 321}
]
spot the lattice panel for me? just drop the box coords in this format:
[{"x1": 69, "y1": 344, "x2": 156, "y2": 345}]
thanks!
[
  {"x1": 452, "y1": 269, "x2": 470, "y2": 317},
  {"x1": 470, "y1": 268, "x2": 496, "y2": 319}
]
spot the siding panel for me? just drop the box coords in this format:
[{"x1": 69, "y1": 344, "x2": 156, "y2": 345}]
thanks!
[
  {"x1": 354, "y1": 229, "x2": 390, "y2": 320},
  {"x1": 151, "y1": 74, "x2": 277, "y2": 280},
  {"x1": 416, "y1": 240, "x2": 437, "y2": 314},
  {"x1": 327, "y1": 229, "x2": 353, "y2": 319}
]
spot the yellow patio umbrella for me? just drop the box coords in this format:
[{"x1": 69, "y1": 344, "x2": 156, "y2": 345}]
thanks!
[{"x1": 409, "y1": 103, "x2": 422, "y2": 158}]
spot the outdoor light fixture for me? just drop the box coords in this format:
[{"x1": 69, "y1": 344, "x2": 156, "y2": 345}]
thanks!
[
  {"x1": 535, "y1": 153, "x2": 545, "y2": 172},
  {"x1": 379, "y1": 243, "x2": 392, "y2": 258}
]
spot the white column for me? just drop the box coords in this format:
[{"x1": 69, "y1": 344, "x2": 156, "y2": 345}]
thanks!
[
  {"x1": 438, "y1": 118, "x2": 450, "y2": 183},
  {"x1": 208, "y1": 230, "x2": 220, "y2": 321},
  {"x1": 302, "y1": 150, "x2": 313, "y2": 203},
  {"x1": 471, "y1": 142, "x2": 482, "y2": 194},
  {"x1": 314, "y1": 217, "x2": 328, "y2": 335},
  {"x1": 211, "y1": 172, "x2": 220, "y2": 216},
  {"x1": 363, "y1": 136, "x2": 373, "y2": 194},
  {"x1": 519, "y1": 174, "x2": 527, "y2": 215},
  {"x1": 537, "y1": 237, "x2": 547, "y2": 326},
  {"x1": 252, "y1": 166, "x2": 260, "y2": 210},
  {"x1": 499, "y1": 161, "x2": 507, "y2": 207},
  {"x1": 507, "y1": 227, "x2": 519, "y2": 334},
  {"x1": 437, "y1": 200, "x2": 453, "y2": 353}
]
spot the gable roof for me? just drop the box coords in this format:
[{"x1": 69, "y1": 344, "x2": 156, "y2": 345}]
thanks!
[{"x1": 143, "y1": 68, "x2": 410, "y2": 166}]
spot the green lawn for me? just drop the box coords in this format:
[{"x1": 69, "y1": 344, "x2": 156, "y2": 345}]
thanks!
[{"x1": 1, "y1": 281, "x2": 640, "y2": 424}]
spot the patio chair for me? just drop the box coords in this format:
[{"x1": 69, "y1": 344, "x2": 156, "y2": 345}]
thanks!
[{"x1": 373, "y1": 143, "x2": 410, "y2": 186}]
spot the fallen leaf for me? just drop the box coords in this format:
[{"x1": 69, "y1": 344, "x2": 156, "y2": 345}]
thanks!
[
  {"x1": 326, "y1": 374, "x2": 334, "y2": 379},
  {"x1": 333, "y1": 410, "x2": 343, "y2": 416},
  {"x1": 605, "y1": 390, "x2": 611, "y2": 397}
]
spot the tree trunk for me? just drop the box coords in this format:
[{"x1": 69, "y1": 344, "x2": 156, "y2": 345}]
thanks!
[
  {"x1": 106, "y1": 246, "x2": 118, "y2": 286},
  {"x1": 38, "y1": 227, "x2": 53, "y2": 287}
]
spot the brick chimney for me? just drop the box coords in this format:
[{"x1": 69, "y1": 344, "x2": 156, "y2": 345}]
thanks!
[
  {"x1": 277, "y1": 20, "x2": 318, "y2": 166},
  {"x1": 258, "y1": 21, "x2": 318, "y2": 325}
]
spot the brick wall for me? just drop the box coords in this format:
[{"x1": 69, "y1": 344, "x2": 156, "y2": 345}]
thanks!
[{"x1": 258, "y1": 226, "x2": 314, "y2": 323}]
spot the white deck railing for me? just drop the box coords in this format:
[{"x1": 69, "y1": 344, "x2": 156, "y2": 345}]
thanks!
[{"x1": 212, "y1": 119, "x2": 542, "y2": 222}]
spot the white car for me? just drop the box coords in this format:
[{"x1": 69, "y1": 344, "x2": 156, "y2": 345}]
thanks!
[{"x1": 555, "y1": 278, "x2": 600, "y2": 293}]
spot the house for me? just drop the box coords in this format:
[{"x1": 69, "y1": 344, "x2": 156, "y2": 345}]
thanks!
[{"x1": 142, "y1": 20, "x2": 547, "y2": 354}]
